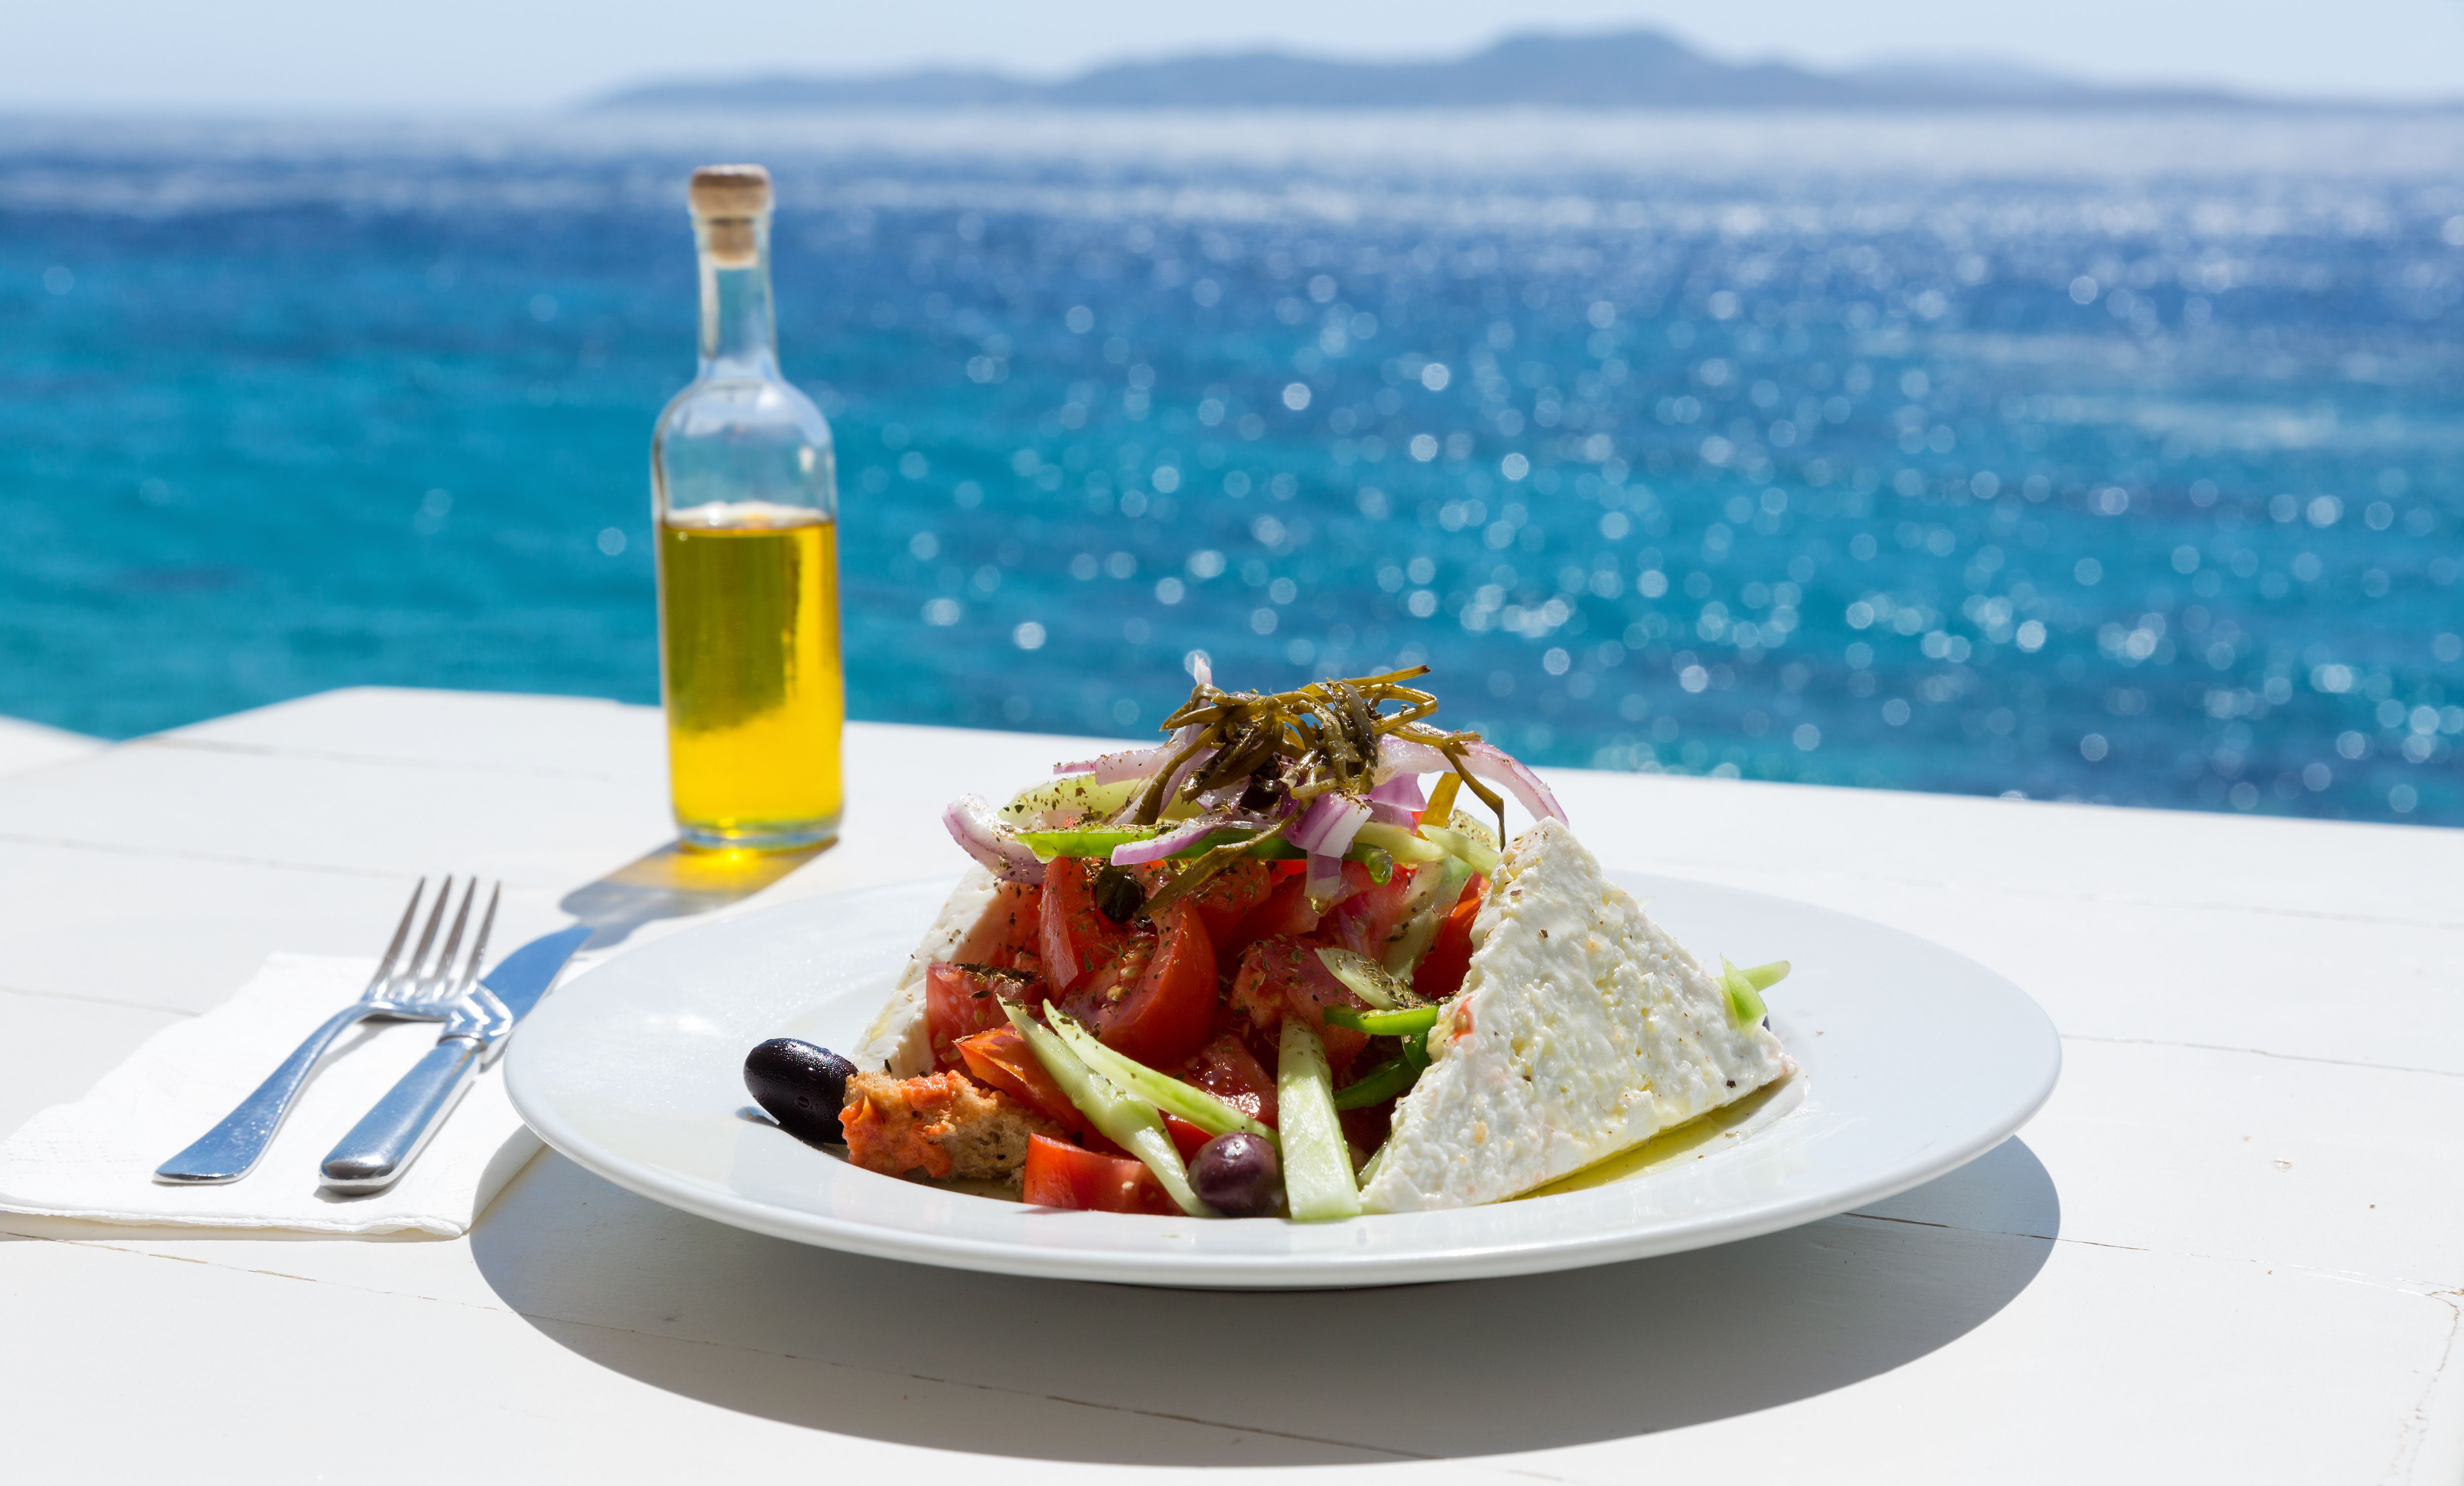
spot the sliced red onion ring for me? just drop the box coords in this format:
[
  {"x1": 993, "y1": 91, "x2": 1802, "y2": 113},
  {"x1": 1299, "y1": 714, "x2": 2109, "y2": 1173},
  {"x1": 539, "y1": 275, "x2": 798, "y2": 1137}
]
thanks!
[
  {"x1": 1372, "y1": 735, "x2": 1567, "y2": 825},
  {"x1": 1304, "y1": 850, "x2": 1348, "y2": 907},
  {"x1": 1464, "y1": 739, "x2": 1568, "y2": 823},
  {"x1": 1190, "y1": 653, "x2": 1213, "y2": 690},
  {"x1": 1055, "y1": 723, "x2": 1203, "y2": 781},
  {"x1": 942, "y1": 794, "x2": 1046, "y2": 884},
  {"x1": 1365, "y1": 773, "x2": 1424, "y2": 826},
  {"x1": 1109, "y1": 813, "x2": 1234, "y2": 866},
  {"x1": 1289, "y1": 793, "x2": 1370, "y2": 856}
]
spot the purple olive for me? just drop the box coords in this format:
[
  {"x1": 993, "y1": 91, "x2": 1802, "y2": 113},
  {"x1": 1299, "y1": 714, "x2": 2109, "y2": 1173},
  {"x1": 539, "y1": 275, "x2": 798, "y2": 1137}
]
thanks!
[
  {"x1": 1191, "y1": 1132, "x2": 1285, "y2": 1217},
  {"x1": 744, "y1": 1038, "x2": 857, "y2": 1145}
]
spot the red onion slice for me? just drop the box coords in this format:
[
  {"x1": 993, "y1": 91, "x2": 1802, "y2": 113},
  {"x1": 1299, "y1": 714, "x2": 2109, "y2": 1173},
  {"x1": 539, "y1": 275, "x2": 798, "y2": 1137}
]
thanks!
[
  {"x1": 1055, "y1": 723, "x2": 1203, "y2": 781},
  {"x1": 1289, "y1": 793, "x2": 1370, "y2": 856},
  {"x1": 942, "y1": 794, "x2": 1046, "y2": 884},
  {"x1": 1372, "y1": 735, "x2": 1567, "y2": 825},
  {"x1": 1304, "y1": 849, "x2": 1348, "y2": 907},
  {"x1": 1108, "y1": 814, "x2": 1233, "y2": 866},
  {"x1": 1039, "y1": 875, "x2": 1079, "y2": 987}
]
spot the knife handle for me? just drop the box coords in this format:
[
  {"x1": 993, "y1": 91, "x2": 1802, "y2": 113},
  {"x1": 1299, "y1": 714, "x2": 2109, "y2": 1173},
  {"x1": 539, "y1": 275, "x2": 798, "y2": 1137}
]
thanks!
[{"x1": 319, "y1": 1037, "x2": 484, "y2": 1194}]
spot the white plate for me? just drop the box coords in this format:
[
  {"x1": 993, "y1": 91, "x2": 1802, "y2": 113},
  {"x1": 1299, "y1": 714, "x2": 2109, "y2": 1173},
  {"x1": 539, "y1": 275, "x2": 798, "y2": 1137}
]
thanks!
[{"x1": 505, "y1": 873, "x2": 2059, "y2": 1289}]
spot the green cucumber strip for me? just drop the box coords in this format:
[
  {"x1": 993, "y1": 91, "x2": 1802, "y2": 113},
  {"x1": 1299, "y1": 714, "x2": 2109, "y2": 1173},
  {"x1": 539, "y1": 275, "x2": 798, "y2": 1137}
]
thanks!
[
  {"x1": 1740, "y1": 960, "x2": 1791, "y2": 992},
  {"x1": 1276, "y1": 1020, "x2": 1361, "y2": 1222},
  {"x1": 1322, "y1": 1003, "x2": 1441, "y2": 1037},
  {"x1": 1351, "y1": 821, "x2": 1446, "y2": 863},
  {"x1": 1016, "y1": 827, "x2": 1406, "y2": 866},
  {"x1": 1001, "y1": 1005, "x2": 1208, "y2": 1216},
  {"x1": 1331, "y1": 1054, "x2": 1419, "y2": 1110},
  {"x1": 1046, "y1": 1011, "x2": 1276, "y2": 1143},
  {"x1": 1717, "y1": 958, "x2": 1769, "y2": 1027},
  {"x1": 1312, "y1": 946, "x2": 1420, "y2": 1010},
  {"x1": 1419, "y1": 825, "x2": 1500, "y2": 878}
]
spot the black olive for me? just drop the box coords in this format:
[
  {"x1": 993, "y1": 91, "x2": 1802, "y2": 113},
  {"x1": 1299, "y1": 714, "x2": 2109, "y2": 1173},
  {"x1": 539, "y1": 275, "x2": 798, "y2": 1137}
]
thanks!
[
  {"x1": 1190, "y1": 1132, "x2": 1285, "y2": 1217},
  {"x1": 743, "y1": 1038, "x2": 857, "y2": 1146},
  {"x1": 1092, "y1": 864, "x2": 1147, "y2": 925}
]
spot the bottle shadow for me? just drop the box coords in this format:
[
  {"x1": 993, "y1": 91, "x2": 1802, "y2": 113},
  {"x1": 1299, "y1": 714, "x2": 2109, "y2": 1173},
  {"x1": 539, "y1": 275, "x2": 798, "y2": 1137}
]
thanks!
[
  {"x1": 558, "y1": 839, "x2": 826, "y2": 951},
  {"x1": 470, "y1": 1137, "x2": 2059, "y2": 1464}
]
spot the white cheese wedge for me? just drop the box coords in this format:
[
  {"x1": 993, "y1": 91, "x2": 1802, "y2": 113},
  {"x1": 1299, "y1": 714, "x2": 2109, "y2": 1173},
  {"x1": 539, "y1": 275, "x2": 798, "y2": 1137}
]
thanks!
[
  {"x1": 853, "y1": 864, "x2": 1016, "y2": 1076},
  {"x1": 1358, "y1": 818, "x2": 1791, "y2": 1213}
]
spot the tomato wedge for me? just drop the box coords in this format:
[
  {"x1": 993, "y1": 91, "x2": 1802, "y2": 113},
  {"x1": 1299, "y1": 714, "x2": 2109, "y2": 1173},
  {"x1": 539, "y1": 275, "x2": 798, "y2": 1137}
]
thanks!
[
  {"x1": 1183, "y1": 859, "x2": 1275, "y2": 943},
  {"x1": 924, "y1": 963, "x2": 1042, "y2": 1071},
  {"x1": 1022, "y1": 1133, "x2": 1178, "y2": 1214},
  {"x1": 952, "y1": 1026, "x2": 1082, "y2": 1132},
  {"x1": 1411, "y1": 879, "x2": 1486, "y2": 1001},
  {"x1": 1174, "y1": 1031, "x2": 1279, "y2": 1128},
  {"x1": 1228, "y1": 936, "x2": 1369, "y2": 1074},
  {"x1": 1039, "y1": 857, "x2": 1136, "y2": 992},
  {"x1": 1065, "y1": 898, "x2": 1219, "y2": 1068},
  {"x1": 1317, "y1": 862, "x2": 1422, "y2": 960}
]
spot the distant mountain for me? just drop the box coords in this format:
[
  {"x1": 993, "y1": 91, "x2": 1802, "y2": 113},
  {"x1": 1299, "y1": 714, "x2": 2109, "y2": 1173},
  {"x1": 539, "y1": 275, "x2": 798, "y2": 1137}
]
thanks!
[{"x1": 588, "y1": 28, "x2": 2282, "y2": 114}]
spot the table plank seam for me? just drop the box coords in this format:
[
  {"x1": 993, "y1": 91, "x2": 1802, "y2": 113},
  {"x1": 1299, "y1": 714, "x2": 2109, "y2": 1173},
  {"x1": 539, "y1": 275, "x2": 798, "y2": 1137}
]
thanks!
[
  {"x1": 136, "y1": 735, "x2": 637, "y2": 784},
  {"x1": 2387, "y1": 1294, "x2": 2464, "y2": 1485},
  {"x1": 516, "y1": 1311, "x2": 1484, "y2": 1469},
  {"x1": 2063, "y1": 1033, "x2": 2464, "y2": 1082}
]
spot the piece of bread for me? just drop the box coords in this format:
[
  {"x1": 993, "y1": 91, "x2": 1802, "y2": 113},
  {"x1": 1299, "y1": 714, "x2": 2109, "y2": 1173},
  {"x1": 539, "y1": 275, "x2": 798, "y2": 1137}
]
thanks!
[{"x1": 840, "y1": 1069, "x2": 1050, "y2": 1181}]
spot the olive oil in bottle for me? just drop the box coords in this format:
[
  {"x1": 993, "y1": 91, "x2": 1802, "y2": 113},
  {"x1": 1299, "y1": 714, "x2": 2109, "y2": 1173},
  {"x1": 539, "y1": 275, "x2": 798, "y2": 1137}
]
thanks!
[{"x1": 651, "y1": 165, "x2": 842, "y2": 849}]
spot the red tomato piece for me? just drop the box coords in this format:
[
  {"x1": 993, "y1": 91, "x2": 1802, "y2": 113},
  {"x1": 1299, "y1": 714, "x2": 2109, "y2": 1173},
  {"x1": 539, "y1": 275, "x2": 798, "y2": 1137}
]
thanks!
[
  {"x1": 1411, "y1": 879, "x2": 1486, "y2": 1002},
  {"x1": 1220, "y1": 861, "x2": 1353, "y2": 958},
  {"x1": 1183, "y1": 858, "x2": 1275, "y2": 943},
  {"x1": 924, "y1": 963, "x2": 1043, "y2": 1071},
  {"x1": 1022, "y1": 1133, "x2": 1179, "y2": 1215},
  {"x1": 1038, "y1": 857, "x2": 1137, "y2": 993},
  {"x1": 1067, "y1": 899, "x2": 1219, "y2": 1068},
  {"x1": 952, "y1": 1026, "x2": 1082, "y2": 1132},
  {"x1": 1175, "y1": 1031, "x2": 1278, "y2": 1128},
  {"x1": 1317, "y1": 863, "x2": 1422, "y2": 960},
  {"x1": 1161, "y1": 1114, "x2": 1212, "y2": 1161},
  {"x1": 1227, "y1": 936, "x2": 1369, "y2": 1075}
]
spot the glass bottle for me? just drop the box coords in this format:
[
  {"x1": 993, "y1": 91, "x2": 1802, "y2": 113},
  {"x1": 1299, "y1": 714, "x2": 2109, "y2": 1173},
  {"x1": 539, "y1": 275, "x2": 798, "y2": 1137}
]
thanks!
[{"x1": 651, "y1": 164, "x2": 843, "y2": 851}]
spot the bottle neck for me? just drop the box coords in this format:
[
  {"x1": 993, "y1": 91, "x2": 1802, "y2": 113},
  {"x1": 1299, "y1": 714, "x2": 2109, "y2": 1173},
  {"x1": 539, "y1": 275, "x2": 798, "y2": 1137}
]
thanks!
[{"x1": 695, "y1": 215, "x2": 778, "y2": 380}]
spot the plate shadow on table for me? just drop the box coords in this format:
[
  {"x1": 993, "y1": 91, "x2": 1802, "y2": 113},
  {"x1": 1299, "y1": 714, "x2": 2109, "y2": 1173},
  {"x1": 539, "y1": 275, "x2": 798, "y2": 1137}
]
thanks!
[{"x1": 471, "y1": 1138, "x2": 2059, "y2": 1465}]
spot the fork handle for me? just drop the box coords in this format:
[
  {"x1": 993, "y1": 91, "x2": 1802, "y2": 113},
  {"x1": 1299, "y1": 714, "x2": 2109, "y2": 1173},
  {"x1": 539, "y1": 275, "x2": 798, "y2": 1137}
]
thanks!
[
  {"x1": 317, "y1": 1037, "x2": 484, "y2": 1194},
  {"x1": 155, "y1": 1004, "x2": 384, "y2": 1184}
]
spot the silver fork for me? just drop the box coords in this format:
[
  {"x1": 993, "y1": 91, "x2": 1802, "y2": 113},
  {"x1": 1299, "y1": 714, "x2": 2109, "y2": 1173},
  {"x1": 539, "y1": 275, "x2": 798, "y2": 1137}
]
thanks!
[{"x1": 155, "y1": 877, "x2": 500, "y2": 1185}]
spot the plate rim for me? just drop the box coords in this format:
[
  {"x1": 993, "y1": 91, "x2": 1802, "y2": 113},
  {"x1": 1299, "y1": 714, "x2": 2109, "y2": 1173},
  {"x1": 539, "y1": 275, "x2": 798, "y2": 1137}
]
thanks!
[{"x1": 506, "y1": 872, "x2": 2061, "y2": 1288}]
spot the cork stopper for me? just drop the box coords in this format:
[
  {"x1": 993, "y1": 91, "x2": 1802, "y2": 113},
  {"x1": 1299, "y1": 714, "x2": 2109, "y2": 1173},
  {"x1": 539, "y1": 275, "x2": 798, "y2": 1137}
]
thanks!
[
  {"x1": 690, "y1": 165, "x2": 770, "y2": 267},
  {"x1": 688, "y1": 164, "x2": 772, "y2": 220}
]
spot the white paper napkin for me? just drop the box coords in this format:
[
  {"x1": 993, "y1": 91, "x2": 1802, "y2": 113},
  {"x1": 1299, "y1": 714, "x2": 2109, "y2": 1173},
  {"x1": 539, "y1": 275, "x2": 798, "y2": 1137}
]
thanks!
[{"x1": 0, "y1": 954, "x2": 541, "y2": 1238}]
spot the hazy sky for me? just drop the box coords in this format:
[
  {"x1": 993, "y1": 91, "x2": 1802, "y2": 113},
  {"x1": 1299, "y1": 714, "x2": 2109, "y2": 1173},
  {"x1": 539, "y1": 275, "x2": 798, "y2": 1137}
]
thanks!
[{"x1": 10, "y1": 0, "x2": 2461, "y2": 112}]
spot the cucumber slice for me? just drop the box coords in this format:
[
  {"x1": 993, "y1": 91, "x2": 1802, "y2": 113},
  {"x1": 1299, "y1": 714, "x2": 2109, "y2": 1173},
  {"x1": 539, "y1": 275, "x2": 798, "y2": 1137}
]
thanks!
[
  {"x1": 1717, "y1": 958, "x2": 1769, "y2": 1028},
  {"x1": 1002, "y1": 1005, "x2": 1207, "y2": 1216},
  {"x1": 1275, "y1": 1020, "x2": 1361, "y2": 1222},
  {"x1": 1047, "y1": 1011, "x2": 1275, "y2": 1144}
]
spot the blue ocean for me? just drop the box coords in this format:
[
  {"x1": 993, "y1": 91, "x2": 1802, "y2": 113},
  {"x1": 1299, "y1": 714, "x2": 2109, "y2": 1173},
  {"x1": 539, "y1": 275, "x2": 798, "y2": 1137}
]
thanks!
[{"x1": 3, "y1": 110, "x2": 2460, "y2": 822}]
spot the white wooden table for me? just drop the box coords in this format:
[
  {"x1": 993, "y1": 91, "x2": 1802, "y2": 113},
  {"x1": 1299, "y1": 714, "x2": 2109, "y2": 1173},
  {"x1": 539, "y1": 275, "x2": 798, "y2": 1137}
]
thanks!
[{"x1": 3, "y1": 687, "x2": 2458, "y2": 1483}]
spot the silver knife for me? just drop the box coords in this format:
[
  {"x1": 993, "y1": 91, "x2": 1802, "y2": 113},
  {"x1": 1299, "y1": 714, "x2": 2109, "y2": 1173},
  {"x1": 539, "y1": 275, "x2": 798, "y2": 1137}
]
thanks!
[{"x1": 318, "y1": 924, "x2": 593, "y2": 1194}]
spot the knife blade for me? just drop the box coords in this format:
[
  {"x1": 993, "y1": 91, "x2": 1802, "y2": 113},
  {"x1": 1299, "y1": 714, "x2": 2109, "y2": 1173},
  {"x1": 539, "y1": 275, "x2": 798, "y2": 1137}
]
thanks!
[{"x1": 316, "y1": 924, "x2": 593, "y2": 1194}]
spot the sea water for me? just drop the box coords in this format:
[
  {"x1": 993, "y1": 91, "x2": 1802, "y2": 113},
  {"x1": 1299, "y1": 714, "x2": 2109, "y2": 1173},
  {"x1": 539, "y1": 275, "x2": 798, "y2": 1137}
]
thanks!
[{"x1": 1, "y1": 111, "x2": 2459, "y2": 823}]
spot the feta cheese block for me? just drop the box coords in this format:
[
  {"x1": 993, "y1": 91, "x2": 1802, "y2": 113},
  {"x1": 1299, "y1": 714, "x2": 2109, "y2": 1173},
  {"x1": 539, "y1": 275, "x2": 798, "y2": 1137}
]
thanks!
[
  {"x1": 1359, "y1": 818, "x2": 1791, "y2": 1213},
  {"x1": 853, "y1": 864, "x2": 1019, "y2": 1077}
]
